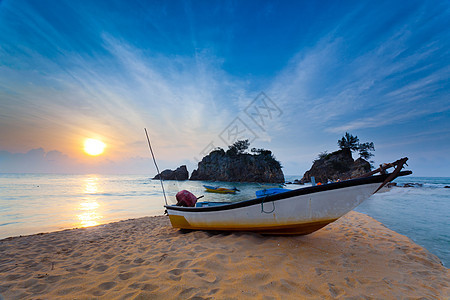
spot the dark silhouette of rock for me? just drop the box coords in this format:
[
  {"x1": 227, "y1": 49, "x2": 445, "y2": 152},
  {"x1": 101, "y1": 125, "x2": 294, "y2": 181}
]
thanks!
[
  {"x1": 153, "y1": 165, "x2": 189, "y2": 180},
  {"x1": 301, "y1": 148, "x2": 371, "y2": 183},
  {"x1": 352, "y1": 157, "x2": 372, "y2": 178},
  {"x1": 190, "y1": 148, "x2": 284, "y2": 183},
  {"x1": 402, "y1": 183, "x2": 423, "y2": 188}
]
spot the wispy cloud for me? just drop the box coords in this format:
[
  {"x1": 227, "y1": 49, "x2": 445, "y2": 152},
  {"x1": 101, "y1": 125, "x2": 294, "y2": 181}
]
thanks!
[{"x1": 267, "y1": 1, "x2": 450, "y2": 135}]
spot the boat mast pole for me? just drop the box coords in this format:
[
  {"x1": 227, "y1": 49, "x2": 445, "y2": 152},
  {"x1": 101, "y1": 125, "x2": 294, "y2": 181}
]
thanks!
[{"x1": 144, "y1": 128, "x2": 168, "y2": 206}]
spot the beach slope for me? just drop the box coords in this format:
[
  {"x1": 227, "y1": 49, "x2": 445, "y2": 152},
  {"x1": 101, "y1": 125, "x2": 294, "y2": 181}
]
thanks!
[{"x1": 0, "y1": 211, "x2": 448, "y2": 299}]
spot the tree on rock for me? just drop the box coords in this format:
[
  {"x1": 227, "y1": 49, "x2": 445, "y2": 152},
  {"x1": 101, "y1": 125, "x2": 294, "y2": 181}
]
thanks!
[
  {"x1": 226, "y1": 139, "x2": 250, "y2": 155},
  {"x1": 338, "y1": 132, "x2": 360, "y2": 151},
  {"x1": 358, "y1": 142, "x2": 375, "y2": 159},
  {"x1": 251, "y1": 148, "x2": 282, "y2": 169},
  {"x1": 337, "y1": 132, "x2": 375, "y2": 159}
]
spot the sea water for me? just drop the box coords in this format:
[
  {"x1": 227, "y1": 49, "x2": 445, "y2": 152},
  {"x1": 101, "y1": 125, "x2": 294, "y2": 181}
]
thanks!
[
  {"x1": 0, "y1": 174, "x2": 282, "y2": 238},
  {"x1": 355, "y1": 177, "x2": 450, "y2": 267},
  {"x1": 0, "y1": 174, "x2": 448, "y2": 267}
]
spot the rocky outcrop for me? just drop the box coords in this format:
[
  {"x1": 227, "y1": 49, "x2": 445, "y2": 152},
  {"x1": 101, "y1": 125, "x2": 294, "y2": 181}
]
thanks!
[
  {"x1": 401, "y1": 183, "x2": 423, "y2": 188},
  {"x1": 190, "y1": 149, "x2": 284, "y2": 183},
  {"x1": 352, "y1": 157, "x2": 372, "y2": 178},
  {"x1": 153, "y1": 165, "x2": 189, "y2": 180},
  {"x1": 301, "y1": 148, "x2": 371, "y2": 183}
]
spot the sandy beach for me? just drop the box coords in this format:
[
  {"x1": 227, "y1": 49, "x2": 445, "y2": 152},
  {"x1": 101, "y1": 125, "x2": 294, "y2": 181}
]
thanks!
[{"x1": 0, "y1": 211, "x2": 448, "y2": 299}]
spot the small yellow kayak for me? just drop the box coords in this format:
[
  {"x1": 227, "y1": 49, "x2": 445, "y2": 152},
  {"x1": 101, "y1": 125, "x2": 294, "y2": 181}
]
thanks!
[{"x1": 203, "y1": 185, "x2": 239, "y2": 194}]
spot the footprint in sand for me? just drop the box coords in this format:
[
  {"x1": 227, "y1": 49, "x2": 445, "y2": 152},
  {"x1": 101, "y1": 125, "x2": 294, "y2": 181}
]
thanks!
[
  {"x1": 344, "y1": 276, "x2": 356, "y2": 288},
  {"x1": 93, "y1": 264, "x2": 109, "y2": 272},
  {"x1": 5, "y1": 274, "x2": 22, "y2": 281},
  {"x1": 70, "y1": 251, "x2": 83, "y2": 258},
  {"x1": 28, "y1": 283, "x2": 47, "y2": 293},
  {"x1": 101, "y1": 253, "x2": 115, "y2": 260},
  {"x1": 56, "y1": 286, "x2": 80, "y2": 296},
  {"x1": 315, "y1": 267, "x2": 328, "y2": 276},
  {"x1": 19, "y1": 278, "x2": 38, "y2": 289},
  {"x1": 193, "y1": 245, "x2": 207, "y2": 251},
  {"x1": 98, "y1": 281, "x2": 117, "y2": 290},
  {"x1": 178, "y1": 287, "x2": 196, "y2": 298},
  {"x1": 191, "y1": 268, "x2": 206, "y2": 277},
  {"x1": 46, "y1": 275, "x2": 61, "y2": 283},
  {"x1": 142, "y1": 283, "x2": 159, "y2": 291},
  {"x1": 215, "y1": 253, "x2": 227, "y2": 261},
  {"x1": 328, "y1": 283, "x2": 343, "y2": 298},
  {"x1": 168, "y1": 268, "x2": 183, "y2": 276},
  {"x1": 128, "y1": 282, "x2": 141, "y2": 289},
  {"x1": 208, "y1": 288, "x2": 219, "y2": 295},
  {"x1": 133, "y1": 257, "x2": 145, "y2": 264},
  {"x1": 302, "y1": 284, "x2": 320, "y2": 296},
  {"x1": 191, "y1": 268, "x2": 218, "y2": 283},
  {"x1": 118, "y1": 272, "x2": 135, "y2": 280},
  {"x1": 176, "y1": 260, "x2": 192, "y2": 268}
]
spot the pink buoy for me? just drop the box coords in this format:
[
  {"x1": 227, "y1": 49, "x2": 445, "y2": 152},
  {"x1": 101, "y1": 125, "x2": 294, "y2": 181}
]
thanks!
[{"x1": 176, "y1": 190, "x2": 197, "y2": 207}]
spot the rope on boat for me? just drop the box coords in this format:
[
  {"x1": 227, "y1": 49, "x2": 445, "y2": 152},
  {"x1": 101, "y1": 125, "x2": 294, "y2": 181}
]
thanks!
[
  {"x1": 144, "y1": 128, "x2": 168, "y2": 206},
  {"x1": 261, "y1": 196, "x2": 275, "y2": 214}
]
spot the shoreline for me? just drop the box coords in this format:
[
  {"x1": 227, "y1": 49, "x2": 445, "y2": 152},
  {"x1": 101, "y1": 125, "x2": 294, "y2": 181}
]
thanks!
[{"x1": 0, "y1": 211, "x2": 448, "y2": 299}]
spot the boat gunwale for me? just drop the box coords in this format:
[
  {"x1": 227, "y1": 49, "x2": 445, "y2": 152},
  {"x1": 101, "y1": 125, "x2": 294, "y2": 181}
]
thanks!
[{"x1": 165, "y1": 171, "x2": 412, "y2": 212}]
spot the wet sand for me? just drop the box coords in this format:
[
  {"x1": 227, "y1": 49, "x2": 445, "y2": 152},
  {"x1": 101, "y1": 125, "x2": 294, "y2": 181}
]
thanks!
[{"x1": 0, "y1": 211, "x2": 448, "y2": 299}]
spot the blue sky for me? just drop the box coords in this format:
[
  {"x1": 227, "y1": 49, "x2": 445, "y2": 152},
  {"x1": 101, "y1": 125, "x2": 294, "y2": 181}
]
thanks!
[{"x1": 0, "y1": 0, "x2": 449, "y2": 176}]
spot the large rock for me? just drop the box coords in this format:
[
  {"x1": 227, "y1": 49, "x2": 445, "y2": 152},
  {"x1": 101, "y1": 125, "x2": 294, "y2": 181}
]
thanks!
[
  {"x1": 351, "y1": 157, "x2": 372, "y2": 178},
  {"x1": 301, "y1": 148, "x2": 371, "y2": 183},
  {"x1": 190, "y1": 149, "x2": 284, "y2": 183},
  {"x1": 153, "y1": 165, "x2": 189, "y2": 180}
]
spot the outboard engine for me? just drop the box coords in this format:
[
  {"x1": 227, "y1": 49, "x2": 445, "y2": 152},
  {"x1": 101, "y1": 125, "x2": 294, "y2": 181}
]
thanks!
[{"x1": 175, "y1": 190, "x2": 197, "y2": 207}]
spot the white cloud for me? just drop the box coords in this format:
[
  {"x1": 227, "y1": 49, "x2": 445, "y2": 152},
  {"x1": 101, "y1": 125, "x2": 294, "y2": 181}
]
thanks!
[{"x1": 266, "y1": 18, "x2": 449, "y2": 135}]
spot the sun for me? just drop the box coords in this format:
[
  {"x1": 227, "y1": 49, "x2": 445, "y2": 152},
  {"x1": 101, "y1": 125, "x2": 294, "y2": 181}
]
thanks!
[{"x1": 84, "y1": 138, "x2": 106, "y2": 156}]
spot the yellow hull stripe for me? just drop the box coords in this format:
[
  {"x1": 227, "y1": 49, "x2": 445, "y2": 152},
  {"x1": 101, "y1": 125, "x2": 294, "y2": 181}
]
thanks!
[{"x1": 168, "y1": 215, "x2": 337, "y2": 235}]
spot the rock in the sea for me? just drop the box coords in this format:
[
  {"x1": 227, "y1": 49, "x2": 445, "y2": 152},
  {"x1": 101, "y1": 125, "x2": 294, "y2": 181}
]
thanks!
[
  {"x1": 153, "y1": 165, "x2": 189, "y2": 180},
  {"x1": 301, "y1": 148, "x2": 371, "y2": 183},
  {"x1": 190, "y1": 149, "x2": 284, "y2": 183},
  {"x1": 402, "y1": 183, "x2": 423, "y2": 188}
]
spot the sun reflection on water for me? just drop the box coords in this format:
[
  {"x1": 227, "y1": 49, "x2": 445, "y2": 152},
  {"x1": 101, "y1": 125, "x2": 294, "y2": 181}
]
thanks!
[
  {"x1": 77, "y1": 176, "x2": 103, "y2": 227},
  {"x1": 84, "y1": 177, "x2": 99, "y2": 194}
]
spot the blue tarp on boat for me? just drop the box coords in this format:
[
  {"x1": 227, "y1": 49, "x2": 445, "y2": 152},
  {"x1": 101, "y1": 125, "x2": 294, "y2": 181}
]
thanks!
[{"x1": 256, "y1": 188, "x2": 291, "y2": 198}]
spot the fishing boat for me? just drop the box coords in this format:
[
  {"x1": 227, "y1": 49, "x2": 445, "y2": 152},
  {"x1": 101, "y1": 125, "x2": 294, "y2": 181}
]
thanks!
[
  {"x1": 165, "y1": 158, "x2": 411, "y2": 235},
  {"x1": 203, "y1": 185, "x2": 239, "y2": 194}
]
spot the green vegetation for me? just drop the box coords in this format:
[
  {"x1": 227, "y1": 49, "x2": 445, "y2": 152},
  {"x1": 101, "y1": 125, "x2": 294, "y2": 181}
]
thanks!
[
  {"x1": 317, "y1": 151, "x2": 330, "y2": 160},
  {"x1": 338, "y1": 132, "x2": 360, "y2": 151},
  {"x1": 212, "y1": 139, "x2": 282, "y2": 169},
  {"x1": 226, "y1": 139, "x2": 250, "y2": 156},
  {"x1": 338, "y1": 132, "x2": 375, "y2": 159}
]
